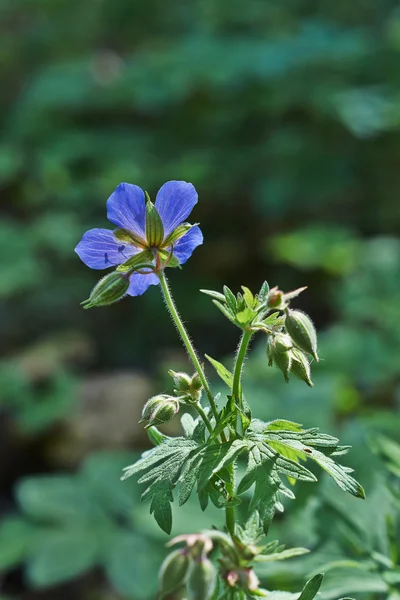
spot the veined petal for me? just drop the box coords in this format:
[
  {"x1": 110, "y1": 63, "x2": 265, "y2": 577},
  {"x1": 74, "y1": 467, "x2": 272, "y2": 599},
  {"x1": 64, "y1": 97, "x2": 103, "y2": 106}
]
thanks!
[
  {"x1": 106, "y1": 183, "x2": 146, "y2": 239},
  {"x1": 126, "y1": 271, "x2": 160, "y2": 296},
  {"x1": 172, "y1": 225, "x2": 203, "y2": 265},
  {"x1": 155, "y1": 181, "x2": 198, "y2": 237},
  {"x1": 75, "y1": 228, "x2": 138, "y2": 270}
]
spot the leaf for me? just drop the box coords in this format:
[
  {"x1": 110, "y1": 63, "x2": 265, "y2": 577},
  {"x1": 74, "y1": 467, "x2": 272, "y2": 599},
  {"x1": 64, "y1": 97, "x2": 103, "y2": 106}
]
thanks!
[
  {"x1": 236, "y1": 307, "x2": 255, "y2": 324},
  {"x1": 26, "y1": 528, "x2": 98, "y2": 587},
  {"x1": 242, "y1": 286, "x2": 256, "y2": 308},
  {"x1": 212, "y1": 299, "x2": 235, "y2": 322},
  {"x1": 0, "y1": 518, "x2": 35, "y2": 569},
  {"x1": 223, "y1": 285, "x2": 237, "y2": 312},
  {"x1": 298, "y1": 574, "x2": 324, "y2": 600},
  {"x1": 147, "y1": 425, "x2": 169, "y2": 446},
  {"x1": 145, "y1": 480, "x2": 174, "y2": 534},
  {"x1": 255, "y1": 547, "x2": 310, "y2": 563},
  {"x1": 258, "y1": 280, "x2": 270, "y2": 303},
  {"x1": 16, "y1": 476, "x2": 92, "y2": 522},
  {"x1": 205, "y1": 354, "x2": 234, "y2": 388},
  {"x1": 181, "y1": 413, "x2": 197, "y2": 438},
  {"x1": 200, "y1": 289, "x2": 226, "y2": 302},
  {"x1": 104, "y1": 532, "x2": 161, "y2": 600}
]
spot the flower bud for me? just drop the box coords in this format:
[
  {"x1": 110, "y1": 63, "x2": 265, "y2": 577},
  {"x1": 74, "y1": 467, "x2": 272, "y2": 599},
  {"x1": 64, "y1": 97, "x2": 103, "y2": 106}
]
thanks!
[
  {"x1": 190, "y1": 372, "x2": 203, "y2": 392},
  {"x1": 273, "y1": 333, "x2": 293, "y2": 353},
  {"x1": 81, "y1": 271, "x2": 129, "y2": 309},
  {"x1": 290, "y1": 348, "x2": 314, "y2": 387},
  {"x1": 239, "y1": 568, "x2": 260, "y2": 593},
  {"x1": 159, "y1": 549, "x2": 190, "y2": 595},
  {"x1": 169, "y1": 371, "x2": 192, "y2": 394},
  {"x1": 267, "y1": 286, "x2": 284, "y2": 309},
  {"x1": 285, "y1": 309, "x2": 318, "y2": 362},
  {"x1": 270, "y1": 337, "x2": 292, "y2": 382},
  {"x1": 187, "y1": 558, "x2": 217, "y2": 600},
  {"x1": 140, "y1": 394, "x2": 180, "y2": 428}
]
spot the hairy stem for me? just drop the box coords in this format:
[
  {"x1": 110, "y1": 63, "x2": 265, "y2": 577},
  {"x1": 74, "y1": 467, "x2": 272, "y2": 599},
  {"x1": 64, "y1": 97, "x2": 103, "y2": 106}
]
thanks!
[
  {"x1": 232, "y1": 330, "x2": 253, "y2": 409},
  {"x1": 158, "y1": 271, "x2": 218, "y2": 432},
  {"x1": 225, "y1": 330, "x2": 253, "y2": 536}
]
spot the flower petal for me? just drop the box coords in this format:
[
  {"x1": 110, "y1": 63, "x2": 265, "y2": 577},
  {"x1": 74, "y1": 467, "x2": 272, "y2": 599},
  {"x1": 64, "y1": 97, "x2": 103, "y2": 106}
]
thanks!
[
  {"x1": 155, "y1": 181, "x2": 198, "y2": 237},
  {"x1": 106, "y1": 183, "x2": 146, "y2": 239},
  {"x1": 75, "y1": 228, "x2": 138, "y2": 270},
  {"x1": 172, "y1": 225, "x2": 203, "y2": 265},
  {"x1": 126, "y1": 271, "x2": 160, "y2": 296}
]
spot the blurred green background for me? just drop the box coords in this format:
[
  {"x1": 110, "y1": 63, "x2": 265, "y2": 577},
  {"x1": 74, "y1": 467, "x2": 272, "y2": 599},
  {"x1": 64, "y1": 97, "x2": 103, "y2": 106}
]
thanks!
[{"x1": 1, "y1": 0, "x2": 400, "y2": 599}]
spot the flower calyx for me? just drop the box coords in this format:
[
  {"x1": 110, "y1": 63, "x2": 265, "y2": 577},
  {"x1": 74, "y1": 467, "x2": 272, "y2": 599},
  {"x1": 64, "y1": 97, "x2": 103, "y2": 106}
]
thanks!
[
  {"x1": 140, "y1": 394, "x2": 180, "y2": 428},
  {"x1": 169, "y1": 370, "x2": 203, "y2": 404}
]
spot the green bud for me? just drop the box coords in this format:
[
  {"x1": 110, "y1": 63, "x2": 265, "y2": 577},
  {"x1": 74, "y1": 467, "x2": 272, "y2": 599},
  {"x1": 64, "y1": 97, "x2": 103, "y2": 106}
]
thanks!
[
  {"x1": 285, "y1": 309, "x2": 319, "y2": 362},
  {"x1": 290, "y1": 348, "x2": 314, "y2": 387},
  {"x1": 190, "y1": 372, "x2": 203, "y2": 392},
  {"x1": 270, "y1": 339, "x2": 292, "y2": 382},
  {"x1": 146, "y1": 198, "x2": 164, "y2": 247},
  {"x1": 187, "y1": 558, "x2": 217, "y2": 600},
  {"x1": 267, "y1": 286, "x2": 284, "y2": 309},
  {"x1": 159, "y1": 549, "x2": 190, "y2": 595},
  {"x1": 81, "y1": 271, "x2": 129, "y2": 309},
  {"x1": 169, "y1": 371, "x2": 192, "y2": 393},
  {"x1": 140, "y1": 394, "x2": 180, "y2": 428},
  {"x1": 273, "y1": 333, "x2": 293, "y2": 353}
]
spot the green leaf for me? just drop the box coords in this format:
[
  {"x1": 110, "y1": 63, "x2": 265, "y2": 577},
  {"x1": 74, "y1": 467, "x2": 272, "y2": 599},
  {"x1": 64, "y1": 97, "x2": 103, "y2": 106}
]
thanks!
[
  {"x1": 223, "y1": 285, "x2": 237, "y2": 312},
  {"x1": 236, "y1": 307, "x2": 255, "y2": 324},
  {"x1": 298, "y1": 574, "x2": 324, "y2": 600},
  {"x1": 104, "y1": 532, "x2": 161, "y2": 599},
  {"x1": 16, "y1": 476, "x2": 92, "y2": 522},
  {"x1": 26, "y1": 528, "x2": 98, "y2": 587},
  {"x1": 200, "y1": 289, "x2": 226, "y2": 302},
  {"x1": 255, "y1": 547, "x2": 310, "y2": 562},
  {"x1": 212, "y1": 299, "x2": 235, "y2": 322},
  {"x1": 0, "y1": 518, "x2": 35, "y2": 570},
  {"x1": 147, "y1": 425, "x2": 169, "y2": 446},
  {"x1": 242, "y1": 286, "x2": 256, "y2": 308},
  {"x1": 258, "y1": 281, "x2": 270, "y2": 303},
  {"x1": 205, "y1": 354, "x2": 234, "y2": 388},
  {"x1": 144, "y1": 480, "x2": 174, "y2": 534}
]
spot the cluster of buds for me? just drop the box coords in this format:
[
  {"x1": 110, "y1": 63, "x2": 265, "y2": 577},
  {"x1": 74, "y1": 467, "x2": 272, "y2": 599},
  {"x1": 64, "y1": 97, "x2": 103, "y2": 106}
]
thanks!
[
  {"x1": 266, "y1": 307, "x2": 318, "y2": 387},
  {"x1": 168, "y1": 370, "x2": 203, "y2": 404},
  {"x1": 158, "y1": 534, "x2": 216, "y2": 600}
]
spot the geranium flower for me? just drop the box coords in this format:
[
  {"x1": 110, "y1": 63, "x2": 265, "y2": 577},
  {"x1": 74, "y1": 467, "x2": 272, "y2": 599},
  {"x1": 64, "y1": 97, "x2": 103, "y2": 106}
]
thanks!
[{"x1": 75, "y1": 180, "x2": 203, "y2": 296}]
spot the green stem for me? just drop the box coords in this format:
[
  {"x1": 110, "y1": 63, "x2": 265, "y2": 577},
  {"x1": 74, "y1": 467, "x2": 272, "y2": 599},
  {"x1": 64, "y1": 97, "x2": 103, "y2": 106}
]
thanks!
[
  {"x1": 224, "y1": 330, "x2": 253, "y2": 536},
  {"x1": 232, "y1": 330, "x2": 253, "y2": 409},
  {"x1": 158, "y1": 272, "x2": 219, "y2": 431}
]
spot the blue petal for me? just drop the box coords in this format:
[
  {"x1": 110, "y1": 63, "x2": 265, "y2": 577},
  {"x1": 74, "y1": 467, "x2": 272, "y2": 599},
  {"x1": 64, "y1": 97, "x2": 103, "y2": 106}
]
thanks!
[
  {"x1": 106, "y1": 183, "x2": 146, "y2": 239},
  {"x1": 127, "y1": 271, "x2": 159, "y2": 296},
  {"x1": 155, "y1": 181, "x2": 198, "y2": 237},
  {"x1": 173, "y1": 225, "x2": 203, "y2": 265},
  {"x1": 75, "y1": 228, "x2": 138, "y2": 270}
]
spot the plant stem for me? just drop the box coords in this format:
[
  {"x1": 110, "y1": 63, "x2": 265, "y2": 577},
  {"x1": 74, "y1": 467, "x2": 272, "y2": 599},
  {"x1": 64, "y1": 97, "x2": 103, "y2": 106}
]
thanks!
[
  {"x1": 224, "y1": 330, "x2": 253, "y2": 536},
  {"x1": 232, "y1": 330, "x2": 253, "y2": 409},
  {"x1": 158, "y1": 271, "x2": 219, "y2": 431}
]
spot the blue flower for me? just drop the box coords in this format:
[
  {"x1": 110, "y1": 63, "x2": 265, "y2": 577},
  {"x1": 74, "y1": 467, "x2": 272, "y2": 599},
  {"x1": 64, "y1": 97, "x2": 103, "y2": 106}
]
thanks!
[{"x1": 75, "y1": 181, "x2": 203, "y2": 296}]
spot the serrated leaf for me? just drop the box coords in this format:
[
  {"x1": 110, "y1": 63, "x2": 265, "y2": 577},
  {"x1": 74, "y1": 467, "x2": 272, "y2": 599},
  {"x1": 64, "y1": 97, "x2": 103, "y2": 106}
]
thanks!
[
  {"x1": 146, "y1": 481, "x2": 173, "y2": 534},
  {"x1": 236, "y1": 307, "x2": 255, "y2": 324},
  {"x1": 298, "y1": 574, "x2": 324, "y2": 600},
  {"x1": 258, "y1": 280, "x2": 270, "y2": 303},
  {"x1": 205, "y1": 354, "x2": 234, "y2": 387}
]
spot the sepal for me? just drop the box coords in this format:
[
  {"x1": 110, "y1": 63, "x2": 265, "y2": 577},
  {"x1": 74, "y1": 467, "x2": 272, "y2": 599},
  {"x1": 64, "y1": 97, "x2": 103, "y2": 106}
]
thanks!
[{"x1": 81, "y1": 271, "x2": 130, "y2": 308}]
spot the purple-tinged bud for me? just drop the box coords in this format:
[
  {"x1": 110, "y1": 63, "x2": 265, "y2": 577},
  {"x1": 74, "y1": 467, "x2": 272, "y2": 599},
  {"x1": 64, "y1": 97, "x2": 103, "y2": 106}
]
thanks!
[
  {"x1": 267, "y1": 286, "x2": 284, "y2": 309},
  {"x1": 140, "y1": 394, "x2": 180, "y2": 428},
  {"x1": 81, "y1": 271, "x2": 129, "y2": 309},
  {"x1": 187, "y1": 557, "x2": 216, "y2": 600},
  {"x1": 290, "y1": 348, "x2": 314, "y2": 387},
  {"x1": 159, "y1": 549, "x2": 190, "y2": 595},
  {"x1": 285, "y1": 310, "x2": 319, "y2": 362}
]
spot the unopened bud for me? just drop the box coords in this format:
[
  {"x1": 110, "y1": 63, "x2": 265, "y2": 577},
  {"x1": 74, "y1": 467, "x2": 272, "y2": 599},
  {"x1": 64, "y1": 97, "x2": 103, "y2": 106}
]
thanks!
[
  {"x1": 267, "y1": 286, "x2": 284, "y2": 309},
  {"x1": 290, "y1": 348, "x2": 314, "y2": 387},
  {"x1": 81, "y1": 271, "x2": 129, "y2": 309},
  {"x1": 190, "y1": 372, "x2": 203, "y2": 392},
  {"x1": 140, "y1": 394, "x2": 180, "y2": 428},
  {"x1": 169, "y1": 371, "x2": 192, "y2": 393},
  {"x1": 285, "y1": 309, "x2": 319, "y2": 362},
  {"x1": 239, "y1": 568, "x2": 260, "y2": 593},
  {"x1": 159, "y1": 549, "x2": 190, "y2": 595},
  {"x1": 273, "y1": 333, "x2": 293, "y2": 353},
  {"x1": 270, "y1": 338, "x2": 292, "y2": 382},
  {"x1": 187, "y1": 558, "x2": 216, "y2": 600}
]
